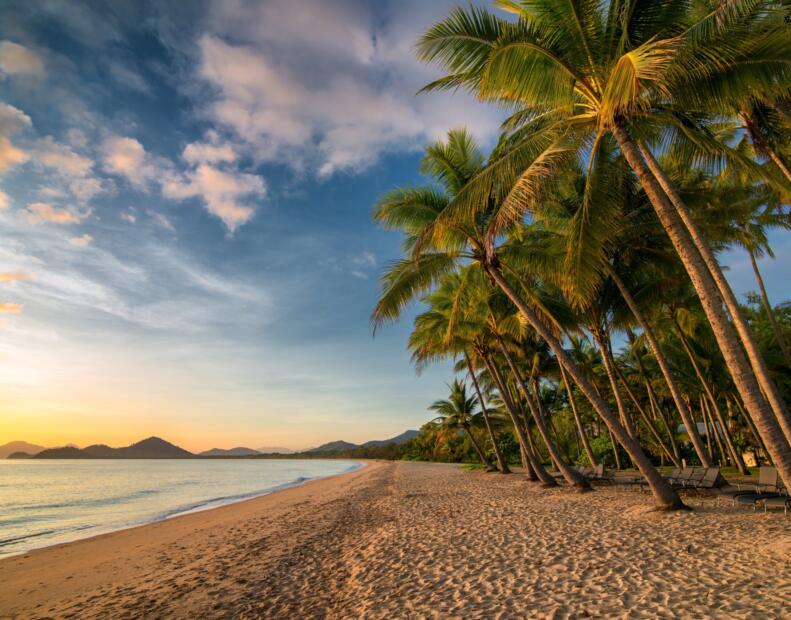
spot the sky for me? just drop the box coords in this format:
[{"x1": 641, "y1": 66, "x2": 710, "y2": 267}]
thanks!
[{"x1": 0, "y1": 0, "x2": 788, "y2": 452}]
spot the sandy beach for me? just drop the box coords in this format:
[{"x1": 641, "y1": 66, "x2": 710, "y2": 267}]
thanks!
[{"x1": 1, "y1": 461, "x2": 789, "y2": 619}]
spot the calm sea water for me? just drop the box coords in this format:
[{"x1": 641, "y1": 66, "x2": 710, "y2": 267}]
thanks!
[{"x1": 0, "y1": 459, "x2": 361, "y2": 558}]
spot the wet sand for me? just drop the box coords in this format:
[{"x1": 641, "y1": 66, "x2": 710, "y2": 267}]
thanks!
[{"x1": 1, "y1": 460, "x2": 789, "y2": 619}]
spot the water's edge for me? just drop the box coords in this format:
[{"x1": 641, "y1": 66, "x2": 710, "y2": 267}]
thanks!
[{"x1": 0, "y1": 460, "x2": 365, "y2": 558}]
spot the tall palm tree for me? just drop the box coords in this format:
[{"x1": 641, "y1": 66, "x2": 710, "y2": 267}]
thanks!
[
  {"x1": 416, "y1": 1, "x2": 791, "y2": 488},
  {"x1": 373, "y1": 129, "x2": 684, "y2": 508}
]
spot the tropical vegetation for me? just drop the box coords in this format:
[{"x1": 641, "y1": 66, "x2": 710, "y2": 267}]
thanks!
[{"x1": 371, "y1": 0, "x2": 790, "y2": 510}]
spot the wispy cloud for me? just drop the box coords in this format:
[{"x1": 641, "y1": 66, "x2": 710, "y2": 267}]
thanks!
[
  {"x1": 0, "y1": 41, "x2": 44, "y2": 77},
  {"x1": 0, "y1": 271, "x2": 32, "y2": 282},
  {"x1": 0, "y1": 302, "x2": 23, "y2": 313},
  {"x1": 69, "y1": 234, "x2": 93, "y2": 247},
  {"x1": 25, "y1": 202, "x2": 85, "y2": 225},
  {"x1": 0, "y1": 103, "x2": 31, "y2": 172}
]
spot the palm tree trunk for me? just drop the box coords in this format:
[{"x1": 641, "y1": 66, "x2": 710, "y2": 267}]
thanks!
[
  {"x1": 748, "y1": 249, "x2": 791, "y2": 368},
  {"x1": 673, "y1": 324, "x2": 749, "y2": 474},
  {"x1": 634, "y1": 137, "x2": 791, "y2": 448},
  {"x1": 463, "y1": 423, "x2": 492, "y2": 469},
  {"x1": 646, "y1": 383, "x2": 682, "y2": 463},
  {"x1": 481, "y1": 353, "x2": 557, "y2": 486},
  {"x1": 707, "y1": 392, "x2": 747, "y2": 473},
  {"x1": 608, "y1": 266, "x2": 712, "y2": 465},
  {"x1": 559, "y1": 362, "x2": 598, "y2": 466},
  {"x1": 592, "y1": 327, "x2": 636, "y2": 439},
  {"x1": 608, "y1": 427, "x2": 622, "y2": 470},
  {"x1": 466, "y1": 352, "x2": 510, "y2": 473},
  {"x1": 486, "y1": 264, "x2": 684, "y2": 509},
  {"x1": 700, "y1": 395, "x2": 716, "y2": 464},
  {"x1": 534, "y1": 377, "x2": 574, "y2": 464},
  {"x1": 610, "y1": 124, "x2": 791, "y2": 490},
  {"x1": 615, "y1": 366, "x2": 681, "y2": 467},
  {"x1": 704, "y1": 395, "x2": 729, "y2": 466},
  {"x1": 496, "y1": 337, "x2": 591, "y2": 491}
]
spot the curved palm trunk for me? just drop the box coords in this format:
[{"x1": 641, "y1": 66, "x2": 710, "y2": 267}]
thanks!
[
  {"x1": 673, "y1": 321, "x2": 748, "y2": 474},
  {"x1": 462, "y1": 423, "x2": 493, "y2": 469},
  {"x1": 748, "y1": 250, "x2": 791, "y2": 368},
  {"x1": 611, "y1": 125, "x2": 791, "y2": 490},
  {"x1": 616, "y1": 366, "x2": 681, "y2": 468},
  {"x1": 465, "y1": 353, "x2": 510, "y2": 473},
  {"x1": 592, "y1": 328, "x2": 636, "y2": 439},
  {"x1": 700, "y1": 395, "x2": 716, "y2": 463},
  {"x1": 634, "y1": 137, "x2": 791, "y2": 448},
  {"x1": 559, "y1": 362, "x2": 598, "y2": 466},
  {"x1": 486, "y1": 265, "x2": 684, "y2": 509},
  {"x1": 705, "y1": 396, "x2": 729, "y2": 465},
  {"x1": 481, "y1": 353, "x2": 557, "y2": 486},
  {"x1": 644, "y1": 379, "x2": 682, "y2": 464},
  {"x1": 533, "y1": 377, "x2": 574, "y2": 464},
  {"x1": 520, "y1": 445, "x2": 538, "y2": 480},
  {"x1": 608, "y1": 266, "x2": 712, "y2": 466},
  {"x1": 497, "y1": 338, "x2": 591, "y2": 491}
]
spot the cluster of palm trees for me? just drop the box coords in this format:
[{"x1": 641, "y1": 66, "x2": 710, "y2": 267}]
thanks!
[{"x1": 371, "y1": 1, "x2": 790, "y2": 510}]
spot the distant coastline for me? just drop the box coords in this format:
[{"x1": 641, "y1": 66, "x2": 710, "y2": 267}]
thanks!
[{"x1": 1, "y1": 431, "x2": 419, "y2": 460}]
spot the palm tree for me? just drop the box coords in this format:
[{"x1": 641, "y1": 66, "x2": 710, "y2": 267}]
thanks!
[
  {"x1": 430, "y1": 379, "x2": 495, "y2": 469},
  {"x1": 373, "y1": 129, "x2": 684, "y2": 508},
  {"x1": 416, "y1": 1, "x2": 791, "y2": 488}
]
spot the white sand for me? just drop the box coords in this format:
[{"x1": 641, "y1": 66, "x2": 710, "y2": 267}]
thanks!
[{"x1": 1, "y1": 461, "x2": 788, "y2": 618}]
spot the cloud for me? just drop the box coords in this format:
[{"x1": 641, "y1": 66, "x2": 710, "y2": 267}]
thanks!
[
  {"x1": 106, "y1": 60, "x2": 150, "y2": 94},
  {"x1": 36, "y1": 137, "x2": 92, "y2": 176},
  {"x1": 0, "y1": 103, "x2": 32, "y2": 172},
  {"x1": 182, "y1": 132, "x2": 237, "y2": 164},
  {"x1": 162, "y1": 163, "x2": 265, "y2": 232},
  {"x1": 351, "y1": 251, "x2": 376, "y2": 268},
  {"x1": 69, "y1": 234, "x2": 93, "y2": 247},
  {"x1": 0, "y1": 41, "x2": 44, "y2": 77},
  {"x1": 192, "y1": 1, "x2": 503, "y2": 177},
  {"x1": 351, "y1": 270, "x2": 368, "y2": 279},
  {"x1": 102, "y1": 132, "x2": 264, "y2": 232},
  {"x1": 0, "y1": 302, "x2": 23, "y2": 314},
  {"x1": 0, "y1": 271, "x2": 32, "y2": 283},
  {"x1": 0, "y1": 190, "x2": 8, "y2": 209},
  {"x1": 25, "y1": 202, "x2": 83, "y2": 225},
  {"x1": 101, "y1": 135, "x2": 162, "y2": 189},
  {"x1": 148, "y1": 210, "x2": 175, "y2": 232},
  {"x1": 121, "y1": 210, "x2": 137, "y2": 223}
]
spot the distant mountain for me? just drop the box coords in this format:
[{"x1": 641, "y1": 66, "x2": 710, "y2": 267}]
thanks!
[
  {"x1": 199, "y1": 447, "x2": 261, "y2": 457},
  {"x1": 362, "y1": 430, "x2": 419, "y2": 448},
  {"x1": 0, "y1": 441, "x2": 46, "y2": 459},
  {"x1": 307, "y1": 440, "x2": 359, "y2": 453},
  {"x1": 35, "y1": 437, "x2": 194, "y2": 459},
  {"x1": 7, "y1": 451, "x2": 34, "y2": 459},
  {"x1": 257, "y1": 446, "x2": 294, "y2": 454}
]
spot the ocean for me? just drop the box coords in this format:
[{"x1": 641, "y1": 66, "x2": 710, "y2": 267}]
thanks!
[{"x1": 0, "y1": 459, "x2": 361, "y2": 558}]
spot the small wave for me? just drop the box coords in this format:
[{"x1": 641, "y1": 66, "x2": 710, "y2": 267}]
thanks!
[{"x1": 13, "y1": 488, "x2": 161, "y2": 512}]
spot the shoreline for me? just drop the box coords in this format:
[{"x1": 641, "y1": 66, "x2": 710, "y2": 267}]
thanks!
[
  {"x1": 2, "y1": 461, "x2": 789, "y2": 618},
  {"x1": 0, "y1": 458, "x2": 365, "y2": 560}
]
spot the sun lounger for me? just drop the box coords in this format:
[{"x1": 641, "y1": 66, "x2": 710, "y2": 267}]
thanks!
[
  {"x1": 686, "y1": 467, "x2": 720, "y2": 490},
  {"x1": 757, "y1": 495, "x2": 791, "y2": 514},
  {"x1": 719, "y1": 467, "x2": 779, "y2": 505}
]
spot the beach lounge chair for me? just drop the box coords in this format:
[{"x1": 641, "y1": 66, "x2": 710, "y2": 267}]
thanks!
[
  {"x1": 758, "y1": 494, "x2": 791, "y2": 515},
  {"x1": 680, "y1": 468, "x2": 707, "y2": 488},
  {"x1": 686, "y1": 468, "x2": 720, "y2": 490},
  {"x1": 725, "y1": 467, "x2": 783, "y2": 509},
  {"x1": 669, "y1": 468, "x2": 695, "y2": 488}
]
